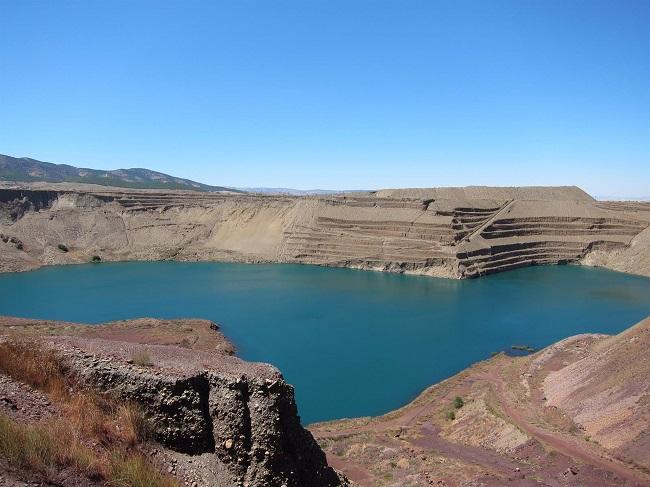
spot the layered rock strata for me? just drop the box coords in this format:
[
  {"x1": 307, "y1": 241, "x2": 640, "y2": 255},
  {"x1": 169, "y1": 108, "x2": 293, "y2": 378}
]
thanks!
[{"x1": 1, "y1": 185, "x2": 649, "y2": 278}]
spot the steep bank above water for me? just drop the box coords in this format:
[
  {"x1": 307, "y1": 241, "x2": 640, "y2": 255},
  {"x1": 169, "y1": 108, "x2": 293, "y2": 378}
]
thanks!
[
  {"x1": 1, "y1": 185, "x2": 649, "y2": 278},
  {"x1": 310, "y1": 317, "x2": 650, "y2": 486},
  {"x1": 3, "y1": 314, "x2": 649, "y2": 486},
  {"x1": 0, "y1": 317, "x2": 348, "y2": 487}
]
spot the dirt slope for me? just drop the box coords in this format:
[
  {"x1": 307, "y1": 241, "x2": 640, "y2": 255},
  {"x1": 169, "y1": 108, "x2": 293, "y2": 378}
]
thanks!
[
  {"x1": 1, "y1": 185, "x2": 649, "y2": 279},
  {"x1": 310, "y1": 317, "x2": 650, "y2": 486}
]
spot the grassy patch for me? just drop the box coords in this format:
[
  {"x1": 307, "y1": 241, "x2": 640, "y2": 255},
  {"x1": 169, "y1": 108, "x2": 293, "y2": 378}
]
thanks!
[
  {"x1": 110, "y1": 452, "x2": 177, "y2": 487},
  {"x1": 0, "y1": 414, "x2": 103, "y2": 480},
  {"x1": 0, "y1": 339, "x2": 175, "y2": 486},
  {"x1": 0, "y1": 340, "x2": 72, "y2": 399}
]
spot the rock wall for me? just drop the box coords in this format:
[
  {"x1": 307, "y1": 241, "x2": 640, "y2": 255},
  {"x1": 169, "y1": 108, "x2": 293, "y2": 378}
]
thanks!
[
  {"x1": 1, "y1": 187, "x2": 649, "y2": 278},
  {"x1": 0, "y1": 317, "x2": 347, "y2": 487}
]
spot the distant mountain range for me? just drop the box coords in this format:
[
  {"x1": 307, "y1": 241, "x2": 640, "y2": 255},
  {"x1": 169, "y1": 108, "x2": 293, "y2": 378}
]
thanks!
[
  {"x1": 236, "y1": 187, "x2": 349, "y2": 195},
  {"x1": 236, "y1": 187, "x2": 369, "y2": 195},
  {"x1": 0, "y1": 154, "x2": 240, "y2": 192}
]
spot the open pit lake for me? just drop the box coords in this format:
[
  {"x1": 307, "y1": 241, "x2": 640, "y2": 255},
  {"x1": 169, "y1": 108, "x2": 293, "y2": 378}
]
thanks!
[{"x1": 1, "y1": 262, "x2": 650, "y2": 424}]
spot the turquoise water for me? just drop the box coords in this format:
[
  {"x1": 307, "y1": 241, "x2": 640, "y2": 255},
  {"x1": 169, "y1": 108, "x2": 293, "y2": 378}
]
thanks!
[{"x1": 1, "y1": 262, "x2": 649, "y2": 424}]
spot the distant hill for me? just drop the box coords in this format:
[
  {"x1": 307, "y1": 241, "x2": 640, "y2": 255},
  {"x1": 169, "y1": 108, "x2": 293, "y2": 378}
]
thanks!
[
  {"x1": 0, "y1": 154, "x2": 240, "y2": 192},
  {"x1": 236, "y1": 187, "x2": 352, "y2": 195}
]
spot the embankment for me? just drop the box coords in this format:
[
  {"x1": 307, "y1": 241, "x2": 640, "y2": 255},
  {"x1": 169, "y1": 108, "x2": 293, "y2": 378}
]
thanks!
[{"x1": 1, "y1": 185, "x2": 649, "y2": 278}]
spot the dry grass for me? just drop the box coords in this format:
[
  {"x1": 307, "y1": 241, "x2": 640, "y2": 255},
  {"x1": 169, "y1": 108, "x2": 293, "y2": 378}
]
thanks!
[
  {"x1": 0, "y1": 340, "x2": 72, "y2": 399},
  {"x1": 110, "y1": 453, "x2": 178, "y2": 487},
  {"x1": 131, "y1": 350, "x2": 153, "y2": 367},
  {"x1": 0, "y1": 415, "x2": 103, "y2": 480},
  {"x1": 116, "y1": 403, "x2": 151, "y2": 446},
  {"x1": 0, "y1": 339, "x2": 177, "y2": 486}
]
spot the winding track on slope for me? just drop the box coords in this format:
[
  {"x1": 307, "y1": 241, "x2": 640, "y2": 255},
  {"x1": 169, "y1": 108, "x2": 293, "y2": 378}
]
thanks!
[{"x1": 480, "y1": 369, "x2": 650, "y2": 486}]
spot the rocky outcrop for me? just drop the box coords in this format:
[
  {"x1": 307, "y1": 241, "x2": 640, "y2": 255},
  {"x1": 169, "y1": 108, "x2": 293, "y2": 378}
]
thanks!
[
  {"x1": 0, "y1": 317, "x2": 347, "y2": 487},
  {"x1": 1, "y1": 185, "x2": 649, "y2": 279},
  {"x1": 0, "y1": 189, "x2": 61, "y2": 223}
]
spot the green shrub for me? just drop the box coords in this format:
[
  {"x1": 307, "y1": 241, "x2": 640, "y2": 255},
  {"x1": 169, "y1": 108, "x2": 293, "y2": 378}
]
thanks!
[
  {"x1": 446, "y1": 410, "x2": 456, "y2": 421},
  {"x1": 453, "y1": 396, "x2": 464, "y2": 409},
  {"x1": 91, "y1": 255, "x2": 102, "y2": 262},
  {"x1": 57, "y1": 244, "x2": 69, "y2": 252}
]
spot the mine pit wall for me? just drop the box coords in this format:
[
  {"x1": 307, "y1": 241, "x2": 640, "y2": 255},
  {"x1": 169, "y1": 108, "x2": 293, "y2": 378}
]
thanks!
[
  {"x1": 0, "y1": 188, "x2": 649, "y2": 278},
  {"x1": 0, "y1": 189, "x2": 61, "y2": 224},
  {"x1": 64, "y1": 344, "x2": 343, "y2": 487}
]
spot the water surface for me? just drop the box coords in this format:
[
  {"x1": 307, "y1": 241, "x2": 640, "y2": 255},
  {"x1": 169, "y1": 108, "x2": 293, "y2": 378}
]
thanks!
[{"x1": 1, "y1": 262, "x2": 649, "y2": 424}]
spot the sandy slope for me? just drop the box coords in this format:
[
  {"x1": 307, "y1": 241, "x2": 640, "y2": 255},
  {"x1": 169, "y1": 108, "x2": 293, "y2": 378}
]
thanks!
[{"x1": 1, "y1": 185, "x2": 649, "y2": 279}]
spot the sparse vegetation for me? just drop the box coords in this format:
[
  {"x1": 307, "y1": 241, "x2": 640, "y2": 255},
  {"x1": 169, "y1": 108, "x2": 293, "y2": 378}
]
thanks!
[
  {"x1": 91, "y1": 255, "x2": 102, "y2": 262},
  {"x1": 110, "y1": 452, "x2": 178, "y2": 487},
  {"x1": 0, "y1": 339, "x2": 176, "y2": 486},
  {"x1": 57, "y1": 244, "x2": 69, "y2": 252},
  {"x1": 453, "y1": 396, "x2": 464, "y2": 409},
  {"x1": 446, "y1": 410, "x2": 456, "y2": 421},
  {"x1": 0, "y1": 414, "x2": 102, "y2": 479},
  {"x1": 131, "y1": 350, "x2": 153, "y2": 367},
  {"x1": 0, "y1": 340, "x2": 72, "y2": 399},
  {"x1": 3, "y1": 234, "x2": 25, "y2": 250}
]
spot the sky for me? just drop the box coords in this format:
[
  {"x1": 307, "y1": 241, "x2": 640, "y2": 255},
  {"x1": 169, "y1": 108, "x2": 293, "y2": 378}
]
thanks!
[{"x1": 1, "y1": 1, "x2": 649, "y2": 195}]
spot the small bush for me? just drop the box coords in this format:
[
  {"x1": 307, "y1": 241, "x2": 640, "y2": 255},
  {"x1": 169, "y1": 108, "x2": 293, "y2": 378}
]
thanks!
[
  {"x1": 16, "y1": 242, "x2": 23, "y2": 250},
  {"x1": 57, "y1": 244, "x2": 69, "y2": 252},
  {"x1": 91, "y1": 255, "x2": 102, "y2": 262},
  {"x1": 131, "y1": 351, "x2": 153, "y2": 367},
  {"x1": 453, "y1": 396, "x2": 464, "y2": 409},
  {"x1": 446, "y1": 410, "x2": 456, "y2": 421}
]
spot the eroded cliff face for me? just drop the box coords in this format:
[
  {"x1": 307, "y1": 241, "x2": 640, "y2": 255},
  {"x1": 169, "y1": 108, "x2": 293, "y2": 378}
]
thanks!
[
  {"x1": 0, "y1": 317, "x2": 347, "y2": 487},
  {"x1": 1, "y1": 186, "x2": 649, "y2": 278}
]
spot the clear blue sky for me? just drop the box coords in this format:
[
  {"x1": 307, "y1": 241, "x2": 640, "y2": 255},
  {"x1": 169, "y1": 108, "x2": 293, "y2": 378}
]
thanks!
[{"x1": 1, "y1": 1, "x2": 648, "y2": 195}]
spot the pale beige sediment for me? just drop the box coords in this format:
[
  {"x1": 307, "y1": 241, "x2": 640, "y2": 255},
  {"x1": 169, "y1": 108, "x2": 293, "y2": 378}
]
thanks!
[{"x1": 1, "y1": 184, "x2": 649, "y2": 279}]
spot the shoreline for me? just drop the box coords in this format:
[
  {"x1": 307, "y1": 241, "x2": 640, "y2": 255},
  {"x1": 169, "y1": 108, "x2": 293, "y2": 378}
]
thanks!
[{"x1": 2, "y1": 186, "x2": 649, "y2": 279}]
